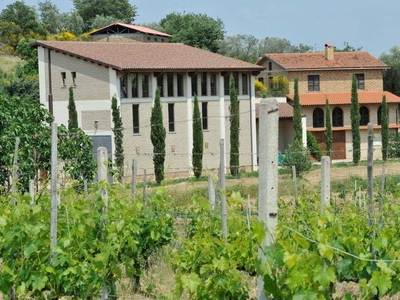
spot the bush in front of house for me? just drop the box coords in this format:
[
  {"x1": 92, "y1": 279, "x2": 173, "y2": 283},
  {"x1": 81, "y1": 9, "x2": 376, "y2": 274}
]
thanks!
[{"x1": 283, "y1": 140, "x2": 312, "y2": 176}]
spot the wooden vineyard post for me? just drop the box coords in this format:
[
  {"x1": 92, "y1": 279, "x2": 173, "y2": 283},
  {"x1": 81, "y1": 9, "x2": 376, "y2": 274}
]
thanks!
[{"x1": 257, "y1": 99, "x2": 279, "y2": 300}]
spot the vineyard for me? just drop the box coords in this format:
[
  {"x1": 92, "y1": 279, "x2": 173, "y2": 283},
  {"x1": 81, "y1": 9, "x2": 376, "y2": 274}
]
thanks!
[{"x1": 2, "y1": 161, "x2": 400, "y2": 299}]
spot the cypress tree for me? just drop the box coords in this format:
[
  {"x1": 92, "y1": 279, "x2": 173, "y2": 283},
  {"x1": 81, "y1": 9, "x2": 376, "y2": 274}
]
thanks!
[
  {"x1": 293, "y1": 77, "x2": 302, "y2": 144},
  {"x1": 111, "y1": 95, "x2": 124, "y2": 182},
  {"x1": 229, "y1": 74, "x2": 239, "y2": 177},
  {"x1": 350, "y1": 74, "x2": 361, "y2": 165},
  {"x1": 150, "y1": 87, "x2": 166, "y2": 184},
  {"x1": 68, "y1": 86, "x2": 78, "y2": 132},
  {"x1": 192, "y1": 94, "x2": 203, "y2": 178},
  {"x1": 325, "y1": 98, "x2": 333, "y2": 157},
  {"x1": 381, "y1": 94, "x2": 389, "y2": 161}
]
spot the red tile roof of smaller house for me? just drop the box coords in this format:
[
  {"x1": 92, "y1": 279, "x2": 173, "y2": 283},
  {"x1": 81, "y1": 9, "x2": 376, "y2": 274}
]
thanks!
[
  {"x1": 33, "y1": 41, "x2": 265, "y2": 72},
  {"x1": 255, "y1": 102, "x2": 296, "y2": 119},
  {"x1": 258, "y1": 52, "x2": 388, "y2": 70},
  {"x1": 89, "y1": 22, "x2": 172, "y2": 38},
  {"x1": 287, "y1": 91, "x2": 400, "y2": 106}
]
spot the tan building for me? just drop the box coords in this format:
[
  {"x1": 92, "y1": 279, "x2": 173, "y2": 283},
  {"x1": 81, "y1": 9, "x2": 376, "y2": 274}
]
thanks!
[
  {"x1": 34, "y1": 40, "x2": 264, "y2": 179},
  {"x1": 257, "y1": 43, "x2": 400, "y2": 160}
]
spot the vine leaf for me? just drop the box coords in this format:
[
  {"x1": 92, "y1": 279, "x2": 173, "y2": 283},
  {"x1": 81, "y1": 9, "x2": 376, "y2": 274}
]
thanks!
[
  {"x1": 313, "y1": 265, "x2": 336, "y2": 289},
  {"x1": 370, "y1": 270, "x2": 392, "y2": 295},
  {"x1": 181, "y1": 273, "x2": 201, "y2": 293}
]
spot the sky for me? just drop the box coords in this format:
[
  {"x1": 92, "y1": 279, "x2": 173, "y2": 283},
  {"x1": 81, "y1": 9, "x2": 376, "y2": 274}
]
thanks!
[{"x1": 0, "y1": 0, "x2": 398, "y2": 58}]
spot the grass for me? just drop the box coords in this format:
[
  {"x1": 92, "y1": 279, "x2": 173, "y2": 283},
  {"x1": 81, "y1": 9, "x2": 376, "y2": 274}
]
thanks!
[{"x1": 0, "y1": 55, "x2": 21, "y2": 73}]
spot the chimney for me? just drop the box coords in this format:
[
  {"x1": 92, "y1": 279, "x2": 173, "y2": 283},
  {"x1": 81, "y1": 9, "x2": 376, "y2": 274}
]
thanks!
[{"x1": 325, "y1": 43, "x2": 334, "y2": 60}]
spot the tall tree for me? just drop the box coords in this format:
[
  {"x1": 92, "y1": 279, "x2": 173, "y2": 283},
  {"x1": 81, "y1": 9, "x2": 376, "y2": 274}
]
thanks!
[
  {"x1": 160, "y1": 12, "x2": 225, "y2": 52},
  {"x1": 68, "y1": 86, "x2": 78, "y2": 132},
  {"x1": 381, "y1": 95, "x2": 389, "y2": 161},
  {"x1": 293, "y1": 77, "x2": 302, "y2": 144},
  {"x1": 150, "y1": 87, "x2": 166, "y2": 184},
  {"x1": 351, "y1": 74, "x2": 361, "y2": 165},
  {"x1": 38, "y1": 0, "x2": 60, "y2": 34},
  {"x1": 217, "y1": 34, "x2": 260, "y2": 63},
  {"x1": 271, "y1": 75, "x2": 289, "y2": 96},
  {"x1": 0, "y1": 1, "x2": 46, "y2": 37},
  {"x1": 229, "y1": 75, "x2": 239, "y2": 177},
  {"x1": 111, "y1": 95, "x2": 124, "y2": 182},
  {"x1": 192, "y1": 94, "x2": 203, "y2": 178},
  {"x1": 73, "y1": 0, "x2": 137, "y2": 32},
  {"x1": 380, "y1": 46, "x2": 400, "y2": 97},
  {"x1": 325, "y1": 98, "x2": 333, "y2": 157}
]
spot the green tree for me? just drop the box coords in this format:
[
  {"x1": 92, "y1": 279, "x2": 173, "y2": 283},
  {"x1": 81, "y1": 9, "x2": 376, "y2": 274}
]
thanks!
[
  {"x1": 192, "y1": 94, "x2": 203, "y2": 178},
  {"x1": 59, "y1": 11, "x2": 84, "y2": 35},
  {"x1": 293, "y1": 77, "x2": 302, "y2": 144},
  {"x1": 351, "y1": 74, "x2": 361, "y2": 165},
  {"x1": 92, "y1": 14, "x2": 121, "y2": 29},
  {"x1": 307, "y1": 131, "x2": 322, "y2": 161},
  {"x1": 16, "y1": 38, "x2": 38, "y2": 75},
  {"x1": 72, "y1": 0, "x2": 137, "y2": 32},
  {"x1": 334, "y1": 42, "x2": 363, "y2": 52},
  {"x1": 325, "y1": 98, "x2": 333, "y2": 157},
  {"x1": 0, "y1": 1, "x2": 46, "y2": 37},
  {"x1": 68, "y1": 86, "x2": 78, "y2": 131},
  {"x1": 150, "y1": 87, "x2": 166, "y2": 184},
  {"x1": 381, "y1": 95, "x2": 389, "y2": 161},
  {"x1": 271, "y1": 75, "x2": 289, "y2": 96},
  {"x1": 160, "y1": 12, "x2": 225, "y2": 52},
  {"x1": 217, "y1": 34, "x2": 260, "y2": 63},
  {"x1": 229, "y1": 75, "x2": 239, "y2": 177},
  {"x1": 38, "y1": 0, "x2": 60, "y2": 34},
  {"x1": 111, "y1": 95, "x2": 124, "y2": 182},
  {"x1": 380, "y1": 46, "x2": 400, "y2": 97},
  {"x1": 283, "y1": 140, "x2": 312, "y2": 176}
]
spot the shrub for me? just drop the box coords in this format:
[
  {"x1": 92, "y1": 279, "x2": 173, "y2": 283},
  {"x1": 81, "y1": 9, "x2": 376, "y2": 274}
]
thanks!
[
  {"x1": 282, "y1": 140, "x2": 312, "y2": 176},
  {"x1": 307, "y1": 131, "x2": 322, "y2": 161},
  {"x1": 255, "y1": 79, "x2": 267, "y2": 97},
  {"x1": 388, "y1": 131, "x2": 400, "y2": 158}
]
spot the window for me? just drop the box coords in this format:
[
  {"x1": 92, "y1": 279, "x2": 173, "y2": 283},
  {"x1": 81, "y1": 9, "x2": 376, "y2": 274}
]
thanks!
[
  {"x1": 191, "y1": 74, "x2": 198, "y2": 96},
  {"x1": 308, "y1": 75, "x2": 320, "y2": 91},
  {"x1": 242, "y1": 73, "x2": 248, "y2": 95},
  {"x1": 202, "y1": 102, "x2": 208, "y2": 130},
  {"x1": 71, "y1": 71, "x2": 77, "y2": 86},
  {"x1": 201, "y1": 72, "x2": 207, "y2": 96},
  {"x1": 177, "y1": 74, "x2": 184, "y2": 96},
  {"x1": 132, "y1": 104, "x2": 139, "y2": 134},
  {"x1": 120, "y1": 75, "x2": 127, "y2": 98},
  {"x1": 356, "y1": 73, "x2": 365, "y2": 90},
  {"x1": 168, "y1": 103, "x2": 175, "y2": 132},
  {"x1": 167, "y1": 72, "x2": 174, "y2": 97},
  {"x1": 268, "y1": 62, "x2": 272, "y2": 70},
  {"x1": 142, "y1": 74, "x2": 149, "y2": 98},
  {"x1": 224, "y1": 75, "x2": 230, "y2": 95},
  {"x1": 157, "y1": 74, "x2": 164, "y2": 96},
  {"x1": 360, "y1": 106, "x2": 369, "y2": 125},
  {"x1": 61, "y1": 72, "x2": 66, "y2": 87},
  {"x1": 332, "y1": 107, "x2": 343, "y2": 127},
  {"x1": 313, "y1": 108, "x2": 324, "y2": 128},
  {"x1": 269, "y1": 77, "x2": 273, "y2": 89},
  {"x1": 131, "y1": 73, "x2": 138, "y2": 98},
  {"x1": 258, "y1": 77, "x2": 264, "y2": 84},
  {"x1": 210, "y1": 73, "x2": 217, "y2": 96}
]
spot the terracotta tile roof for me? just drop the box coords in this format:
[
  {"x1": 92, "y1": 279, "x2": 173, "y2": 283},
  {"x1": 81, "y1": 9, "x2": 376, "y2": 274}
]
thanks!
[
  {"x1": 287, "y1": 91, "x2": 400, "y2": 106},
  {"x1": 33, "y1": 41, "x2": 265, "y2": 72},
  {"x1": 89, "y1": 22, "x2": 172, "y2": 38},
  {"x1": 255, "y1": 102, "x2": 296, "y2": 119},
  {"x1": 258, "y1": 52, "x2": 388, "y2": 70}
]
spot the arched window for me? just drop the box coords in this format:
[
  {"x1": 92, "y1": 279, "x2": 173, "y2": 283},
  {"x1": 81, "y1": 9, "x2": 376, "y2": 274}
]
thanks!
[
  {"x1": 332, "y1": 107, "x2": 343, "y2": 127},
  {"x1": 313, "y1": 108, "x2": 324, "y2": 128},
  {"x1": 360, "y1": 106, "x2": 369, "y2": 125}
]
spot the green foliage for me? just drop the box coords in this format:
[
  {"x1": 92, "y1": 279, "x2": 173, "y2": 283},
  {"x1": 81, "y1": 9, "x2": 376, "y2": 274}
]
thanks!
[
  {"x1": 381, "y1": 46, "x2": 400, "y2": 96},
  {"x1": 351, "y1": 74, "x2": 361, "y2": 165},
  {"x1": 160, "y1": 12, "x2": 225, "y2": 53},
  {"x1": 229, "y1": 75, "x2": 240, "y2": 177},
  {"x1": 111, "y1": 95, "x2": 124, "y2": 182},
  {"x1": 192, "y1": 94, "x2": 203, "y2": 178},
  {"x1": 255, "y1": 79, "x2": 267, "y2": 97},
  {"x1": 307, "y1": 131, "x2": 322, "y2": 161},
  {"x1": 0, "y1": 186, "x2": 174, "y2": 298},
  {"x1": 283, "y1": 140, "x2": 312, "y2": 176},
  {"x1": 325, "y1": 98, "x2": 333, "y2": 157},
  {"x1": 271, "y1": 75, "x2": 289, "y2": 95},
  {"x1": 387, "y1": 131, "x2": 400, "y2": 158},
  {"x1": 381, "y1": 95, "x2": 389, "y2": 161},
  {"x1": 58, "y1": 124, "x2": 96, "y2": 185},
  {"x1": 15, "y1": 38, "x2": 38, "y2": 75},
  {"x1": 38, "y1": 0, "x2": 60, "y2": 34},
  {"x1": 293, "y1": 77, "x2": 303, "y2": 144},
  {"x1": 67, "y1": 87, "x2": 78, "y2": 132},
  {"x1": 334, "y1": 42, "x2": 363, "y2": 52},
  {"x1": 150, "y1": 87, "x2": 166, "y2": 184},
  {"x1": 0, "y1": 1, "x2": 46, "y2": 37},
  {"x1": 73, "y1": 0, "x2": 137, "y2": 32},
  {"x1": 92, "y1": 14, "x2": 121, "y2": 29}
]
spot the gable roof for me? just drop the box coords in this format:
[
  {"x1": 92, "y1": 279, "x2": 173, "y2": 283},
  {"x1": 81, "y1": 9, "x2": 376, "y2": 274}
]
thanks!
[
  {"x1": 33, "y1": 41, "x2": 264, "y2": 73},
  {"x1": 287, "y1": 91, "x2": 400, "y2": 106},
  {"x1": 258, "y1": 52, "x2": 388, "y2": 71},
  {"x1": 89, "y1": 22, "x2": 172, "y2": 38},
  {"x1": 255, "y1": 102, "x2": 299, "y2": 119}
]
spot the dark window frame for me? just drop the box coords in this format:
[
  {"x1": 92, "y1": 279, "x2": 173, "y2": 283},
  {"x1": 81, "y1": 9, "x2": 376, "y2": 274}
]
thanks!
[
  {"x1": 313, "y1": 108, "x2": 324, "y2": 128},
  {"x1": 202, "y1": 102, "x2": 208, "y2": 130},
  {"x1": 71, "y1": 71, "x2": 77, "y2": 86},
  {"x1": 177, "y1": 74, "x2": 184, "y2": 97},
  {"x1": 191, "y1": 74, "x2": 198, "y2": 96},
  {"x1": 168, "y1": 103, "x2": 175, "y2": 132},
  {"x1": 167, "y1": 72, "x2": 174, "y2": 97},
  {"x1": 356, "y1": 73, "x2": 365, "y2": 90},
  {"x1": 332, "y1": 107, "x2": 343, "y2": 127},
  {"x1": 360, "y1": 106, "x2": 369, "y2": 125},
  {"x1": 142, "y1": 74, "x2": 149, "y2": 98},
  {"x1": 308, "y1": 75, "x2": 320, "y2": 91},
  {"x1": 131, "y1": 72, "x2": 138, "y2": 98},
  {"x1": 132, "y1": 104, "x2": 140, "y2": 134},
  {"x1": 201, "y1": 72, "x2": 207, "y2": 96},
  {"x1": 242, "y1": 73, "x2": 248, "y2": 95},
  {"x1": 157, "y1": 74, "x2": 164, "y2": 97},
  {"x1": 210, "y1": 73, "x2": 217, "y2": 96},
  {"x1": 61, "y1": 72, "x2": 66, "y2": 87}
]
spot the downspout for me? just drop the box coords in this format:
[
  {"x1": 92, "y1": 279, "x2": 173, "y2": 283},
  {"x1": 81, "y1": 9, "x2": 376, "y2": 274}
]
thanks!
[
  {"x1": 47, "y1": 48, "x2": 53, "y2": 115},
  {"x1": 249, "y1": 73, "x2": 254, "y2": 168}
]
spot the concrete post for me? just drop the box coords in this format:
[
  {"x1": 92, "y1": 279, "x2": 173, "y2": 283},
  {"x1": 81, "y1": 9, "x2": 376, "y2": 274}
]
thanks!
[
  {"x1": 320, "y1": 156, "x2": 331, "y2": 215},
  {"x1": 257, "y1": 99, "x2": 279, "y2": 300}
]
